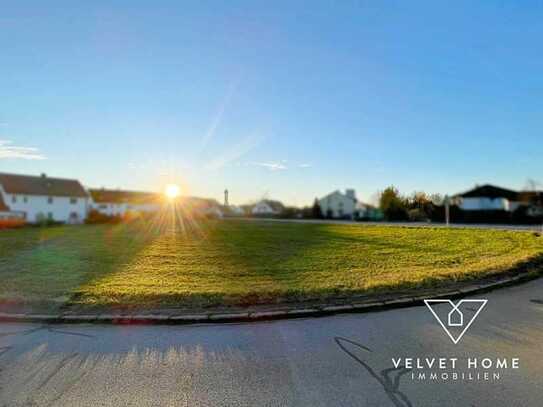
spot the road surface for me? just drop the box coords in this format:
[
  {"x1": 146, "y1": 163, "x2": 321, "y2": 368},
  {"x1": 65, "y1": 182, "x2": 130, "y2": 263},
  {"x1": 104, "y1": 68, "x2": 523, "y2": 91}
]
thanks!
[{"x1": 1, "y1": 278, "x2": 543, "y2": 406}]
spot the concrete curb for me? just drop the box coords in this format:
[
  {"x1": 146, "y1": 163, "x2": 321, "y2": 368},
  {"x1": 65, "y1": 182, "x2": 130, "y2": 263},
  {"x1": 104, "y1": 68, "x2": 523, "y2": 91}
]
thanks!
[{"x1": 0, "y1": 271, "x2": 540, "y2": 325}]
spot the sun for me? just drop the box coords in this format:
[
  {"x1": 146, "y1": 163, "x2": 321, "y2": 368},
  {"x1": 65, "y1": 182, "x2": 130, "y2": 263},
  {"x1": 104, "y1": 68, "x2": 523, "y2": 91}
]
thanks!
[{"x1": 165, "y1": 184, "x2": 181, "y2": 200}]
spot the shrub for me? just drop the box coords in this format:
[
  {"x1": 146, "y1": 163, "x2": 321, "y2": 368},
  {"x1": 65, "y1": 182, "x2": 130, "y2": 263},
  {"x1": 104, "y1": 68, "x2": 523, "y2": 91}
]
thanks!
[
  {"x1": 85, "y1": 209, "x2": 123, "y2": 224},
  {"x1": 0, "y1": 219, "x2": 26, "y2": 229},
  {"x1": 408, "y1": 208, "x2": 429, "y2": 222}
]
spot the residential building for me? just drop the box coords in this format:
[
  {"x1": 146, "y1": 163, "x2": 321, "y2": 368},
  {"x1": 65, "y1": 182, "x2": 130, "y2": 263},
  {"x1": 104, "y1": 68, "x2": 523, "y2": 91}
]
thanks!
[
  {"x1": 251, "y1": 200, "x2": 285, "y2": 216},
  {"x1": 0, "y1": 172, "x2": 89, "y2": 223},
  {"x1": 89, "y1": 188, "x2": 223, "y2": 218},
  {"x1": 89, "y1": 189, "x2": 162, "y2": 216},
  {"x1": 318, "y1": 189, "x2": 357, "y2": 219},
  {"x1": 454, "y1": 185, "x2": 522, "y2": 212},
  {"x1": 182, "y1": 197, "x2": 223, "y2": 218}
]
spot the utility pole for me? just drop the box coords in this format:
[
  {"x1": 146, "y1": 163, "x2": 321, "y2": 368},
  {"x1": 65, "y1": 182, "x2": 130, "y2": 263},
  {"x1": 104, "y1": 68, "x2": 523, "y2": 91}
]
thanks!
[
  {"x1": 224, "y1": 189, "x2": 229, "y2": 207},
  {"x1": 444, "y1": 195, "x2": 450, "y2": 226}
]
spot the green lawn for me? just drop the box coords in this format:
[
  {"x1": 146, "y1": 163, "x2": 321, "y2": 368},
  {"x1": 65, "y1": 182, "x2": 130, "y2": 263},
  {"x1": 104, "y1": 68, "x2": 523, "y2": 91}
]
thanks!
[{"x1": 1, "y1": 220, "x2": 542, "y2": 311}]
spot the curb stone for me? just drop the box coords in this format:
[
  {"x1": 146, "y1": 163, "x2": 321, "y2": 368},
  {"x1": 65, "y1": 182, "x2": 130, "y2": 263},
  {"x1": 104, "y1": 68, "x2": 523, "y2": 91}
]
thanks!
[{"x1": 1, "y1": 271, "x2": 541, "y2": 325}]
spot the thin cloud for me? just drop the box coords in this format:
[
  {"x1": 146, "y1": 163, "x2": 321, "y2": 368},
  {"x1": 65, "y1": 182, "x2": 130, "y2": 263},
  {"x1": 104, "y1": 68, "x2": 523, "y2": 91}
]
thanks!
[
  {"x1": 205, "y1": 132, "x2": 264, "y2": 171},
  {"x1": 201, "y1": 79, "x2": 239, "y2": 151},
  {"x1": 0, "y1": 140, "x2": 46, "y2": 160},
  {"x1": 298, "y1": 163, "x2": 312, "y2": 168},
  {"x1": 250, "y1": 161, "x2": 288, "y2": 171}
]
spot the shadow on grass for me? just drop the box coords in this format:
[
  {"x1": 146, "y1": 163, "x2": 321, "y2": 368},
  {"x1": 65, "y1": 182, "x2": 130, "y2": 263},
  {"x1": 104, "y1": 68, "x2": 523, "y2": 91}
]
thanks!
[
  {"x1": 0, "y1": 222, "x2": 160, "y2": 313},
  {"x1": 5, "y1": 219, "x2": 543, "y2": 313},
  {"x1": 65, "y1": 221, "x2": 543, "y2": 311}
]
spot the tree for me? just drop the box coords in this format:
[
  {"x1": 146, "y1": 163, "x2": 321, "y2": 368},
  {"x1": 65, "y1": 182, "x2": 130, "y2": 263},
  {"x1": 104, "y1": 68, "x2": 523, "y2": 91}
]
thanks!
[
  {"x1": 379, "y1": 186, "x2": 409, "y2": 221},
  {"x1": 406, "y1": 191, "x2": 435, "y2": 221},
  {"x1": 312, "y1": 198, "x2": 324, "y2": 219}
]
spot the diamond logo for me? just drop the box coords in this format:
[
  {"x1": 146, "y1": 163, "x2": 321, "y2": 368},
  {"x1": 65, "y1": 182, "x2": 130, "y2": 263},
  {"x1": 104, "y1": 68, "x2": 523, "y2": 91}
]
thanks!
[{"x1": 424, "y1": 299, "x2": 488, "y2": 344}]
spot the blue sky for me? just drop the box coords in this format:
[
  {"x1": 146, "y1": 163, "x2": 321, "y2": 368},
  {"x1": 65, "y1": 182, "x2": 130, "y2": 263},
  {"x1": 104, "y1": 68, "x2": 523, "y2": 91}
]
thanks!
[{"x1": 1, "y1": 1, "x2": 543, "y2": 206}]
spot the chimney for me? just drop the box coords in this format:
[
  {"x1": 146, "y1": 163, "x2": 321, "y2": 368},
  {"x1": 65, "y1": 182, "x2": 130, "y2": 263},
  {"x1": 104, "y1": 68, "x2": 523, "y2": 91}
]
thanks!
[{"x1": 346, "y1": 189, "x2": 356, "y2": 200}]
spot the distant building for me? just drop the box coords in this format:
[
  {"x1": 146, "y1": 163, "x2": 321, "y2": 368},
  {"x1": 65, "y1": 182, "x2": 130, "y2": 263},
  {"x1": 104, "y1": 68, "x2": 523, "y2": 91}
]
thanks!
[
  {"x1": 0, "y1": 172, "x2": 89, "y2": 224},
  {"x1": 454, "y1": 185, "x2": 521, "y2": 212},
  {"x1": 182, "y1": 197, "x2": 223, "y2": 218},
  {"x1": 318, "y1": 189, "x2": 357, "y2": 219},
  {"x1": 90, "y1": 189, "x2": 224, "y2": 219},
  {"x1": 251, "y1": 200, "x2": 285, "y2": 216},
  {"x1": 222, "y1": 205, "x2": 245, "y2": 217},
  {"x1": 89, "y1": 188, "x2": 162, "y2": 216}
]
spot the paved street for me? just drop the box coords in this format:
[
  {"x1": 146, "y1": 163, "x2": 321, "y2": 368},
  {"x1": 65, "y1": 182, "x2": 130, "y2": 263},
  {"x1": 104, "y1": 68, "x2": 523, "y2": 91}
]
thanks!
[{"x1": 1, "y1": 278, "x2": 543, "y2": 406}]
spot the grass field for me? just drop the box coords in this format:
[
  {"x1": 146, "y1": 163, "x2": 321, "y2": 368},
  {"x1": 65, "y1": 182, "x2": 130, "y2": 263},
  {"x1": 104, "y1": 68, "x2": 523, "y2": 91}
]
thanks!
[{"x1": 1, "y1": 219, "x2": 543, "y2": 311}]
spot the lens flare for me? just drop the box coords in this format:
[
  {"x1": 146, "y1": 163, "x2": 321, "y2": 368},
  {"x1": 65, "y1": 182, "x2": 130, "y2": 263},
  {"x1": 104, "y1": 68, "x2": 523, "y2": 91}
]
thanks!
[{"x1": 165, "y1": 184, "x2": 180, "y2": 199}]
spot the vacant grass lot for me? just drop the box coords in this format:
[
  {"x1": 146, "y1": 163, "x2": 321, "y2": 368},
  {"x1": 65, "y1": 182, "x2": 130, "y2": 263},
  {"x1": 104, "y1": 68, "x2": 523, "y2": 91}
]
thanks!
[{"x1": 1, "y1": 220, "x2": 542, "y2": 311}]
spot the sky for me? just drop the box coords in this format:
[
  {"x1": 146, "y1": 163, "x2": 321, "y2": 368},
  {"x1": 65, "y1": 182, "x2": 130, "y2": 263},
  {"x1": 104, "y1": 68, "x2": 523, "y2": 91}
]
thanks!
[{"x1": 1, "y1": 1, "x2": 543, "y2": 206}]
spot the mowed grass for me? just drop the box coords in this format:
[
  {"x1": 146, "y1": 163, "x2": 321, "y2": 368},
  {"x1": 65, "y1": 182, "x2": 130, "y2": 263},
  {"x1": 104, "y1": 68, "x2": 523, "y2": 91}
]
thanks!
[{"x1": 1, "y1": 219, "x2": 543, "y2": 310}]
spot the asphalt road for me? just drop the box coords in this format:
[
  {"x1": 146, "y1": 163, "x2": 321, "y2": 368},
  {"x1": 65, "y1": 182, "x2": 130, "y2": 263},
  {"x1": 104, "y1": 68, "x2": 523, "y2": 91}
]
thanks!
[{"x1": 1, "y1": 279, "x2": 543, "y2": 406}]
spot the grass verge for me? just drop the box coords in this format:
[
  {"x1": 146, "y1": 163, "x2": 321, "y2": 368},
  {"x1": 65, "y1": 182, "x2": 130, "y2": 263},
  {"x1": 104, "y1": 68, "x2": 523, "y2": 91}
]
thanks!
[{"x1": 1, "y1": 219, "x2": 542, "y2": 312}]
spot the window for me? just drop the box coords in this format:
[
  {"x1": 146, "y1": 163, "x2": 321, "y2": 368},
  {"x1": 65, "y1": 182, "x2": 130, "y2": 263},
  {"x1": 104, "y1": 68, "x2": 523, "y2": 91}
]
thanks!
[
  {"x1": 48, "y1": 197, "x2": 54, "y2": 204},
  {"x1": 12, "y1": 195, "x2": 17, "y2": 203},
  {"x1": 47, "y1": 212, "x2": 53, "y2": 220},
  {"x1": 70, "y1": 198, "x2": 78, "y2": 204},
  {"x1": 23, "y1": 196, "x2": 28, "y2": 203},
  {"x1": 99, "y1": 204, "x2": 108, "y2": 210}
]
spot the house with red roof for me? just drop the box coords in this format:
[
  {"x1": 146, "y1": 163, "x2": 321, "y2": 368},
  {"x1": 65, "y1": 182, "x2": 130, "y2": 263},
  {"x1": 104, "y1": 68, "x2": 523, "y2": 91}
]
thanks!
[{"x1": 0, "y1": 172, "x2": 90, "y2": 223}]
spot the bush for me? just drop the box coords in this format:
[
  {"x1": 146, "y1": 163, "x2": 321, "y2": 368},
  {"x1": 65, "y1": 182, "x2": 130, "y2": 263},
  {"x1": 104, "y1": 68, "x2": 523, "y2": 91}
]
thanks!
[
  {"x1": 33, "y1": 213, "x2": 64, "y2": 227},
  {"x1": 0, "y1": 219, "x2": 26, "y2": 229},
  {"x1": 408, "y1": 208, "x2": 429, "y2": 222},
  {"x1": 85, "y1": 209, "x2": 123, "y2": 224}
]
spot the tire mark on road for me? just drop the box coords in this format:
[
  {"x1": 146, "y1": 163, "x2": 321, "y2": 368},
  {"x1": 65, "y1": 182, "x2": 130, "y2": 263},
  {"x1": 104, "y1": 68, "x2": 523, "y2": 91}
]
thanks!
[
  {"x1": 44, "y1": 355, "x2": 97, "y2": 407},
  {"x1": 36, "y1": 352, "x2": 79, "y2": 391},
  {"x1": 334, "y1": 337, "x2": 413, "y2": 407}
]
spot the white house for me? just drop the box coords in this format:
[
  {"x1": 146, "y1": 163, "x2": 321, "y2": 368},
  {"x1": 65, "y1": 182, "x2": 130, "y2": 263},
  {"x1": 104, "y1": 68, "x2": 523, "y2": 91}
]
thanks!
[
  {"x1": 183, "y1": 197, "x2": 223, "y2": 218},
  {"x1": 0, "y1": 173, "x2": 90, "y2": 224},
  {"x1": 454, "y1": 185, "x2": 521, "y2": 212},
  {"x1": 89, "y1": 188, "x2": 223, "y2": 219},
  {"x1": 251, "y1": 200, "x2": 285, "y2": 216},
  {"x1": 89, "y1": 189, "x2": 162, "y2": 216},
  {"x1": 319, "y1": 189, "x2": 357, "y2": 219}
]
